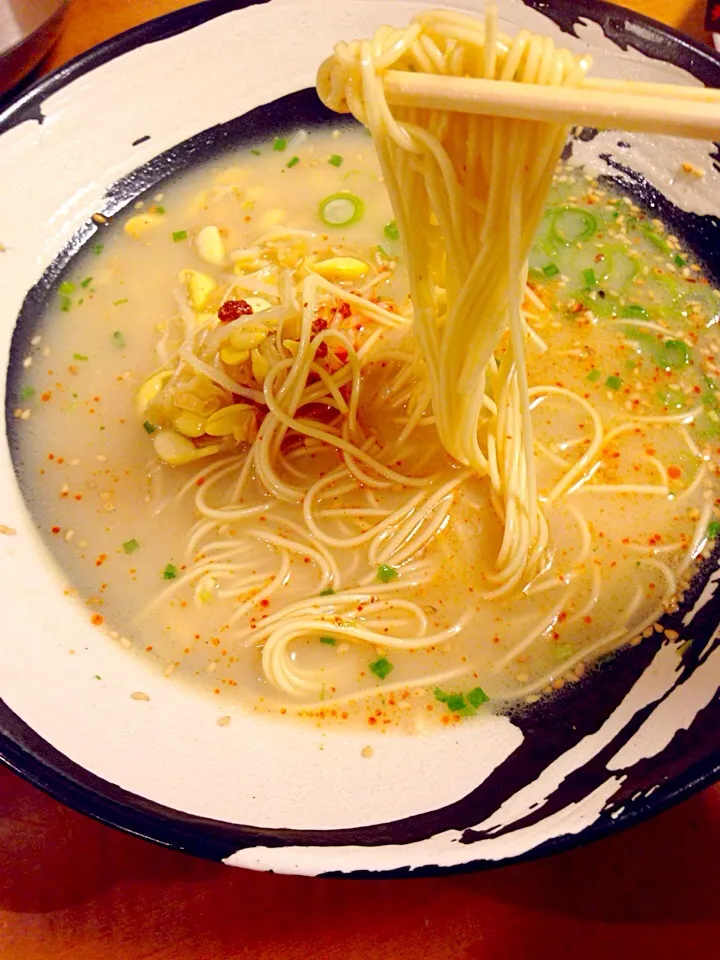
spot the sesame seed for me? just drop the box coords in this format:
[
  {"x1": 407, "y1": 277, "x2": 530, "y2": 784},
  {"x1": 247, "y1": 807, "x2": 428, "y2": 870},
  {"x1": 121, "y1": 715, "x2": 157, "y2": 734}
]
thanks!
[
  {"x1": 217, "y1": 715, "x2": 231, "y2": 727},
  {"x1": 22, "y1": 357, "x2": 32, "y2": 368},
  {"x1": 131, "y1": 691, "x2": 150, "y2": 701},
  {"x1": 361, "y1": 745, "x2": 373, "y2": 758}
]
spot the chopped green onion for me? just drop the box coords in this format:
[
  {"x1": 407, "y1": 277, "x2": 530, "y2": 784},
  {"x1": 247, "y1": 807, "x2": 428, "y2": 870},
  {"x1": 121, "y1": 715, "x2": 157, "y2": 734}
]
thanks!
[
  {"x1": 658, "y1": 339, "x2": 690, "y2": 369},
  {"x1": 376, "y1": 245, "x2": 389, "y2": 259},
  {"x1": 384, "y1": 220, "x2": 400, "y2": 241},
  {"x1": 172, "y1": 229, "x2": 188, "y2": 243},
  {"x1": 587, "y1": 368, "x2": 602, "y2": 383},
  {"x1": 113, "y1": 298, "x2": 128, "y2": 306},
  {"x1": 59, "y1": 281, "x2": 75, "y2": 295},
  {"x1": 73, "y1": 352, "x2": 88, "y2": 361},
  {"x1": 369, "y1": 657, "x2": 393, "y2": 679},
  {"x1": 319, "y1": 192, "x2": 365, "y2": 227},
  {"x1": 20, "y1": 385, "x2": 35, "y2": 400},
  {"x1": 444, "y1": 693, "x2": 467, "y2": 713},
  {"x1": 162, "y1": 563, "x2": 178, "y2": 580},
  {"x1": 328, "y1": 154, "x2": 343, "y2": 167},
  {"x1": 250, "y1": 148, "x2": 261, "y2": 156},
  {"x1": 80, "y1": 276, "x2": 93, "y2": 288},
  {"x1": 542, "y1": 262, "x2": 560, "y2": 277},
  {"x1": 112, "y1": 331, "x2": 126, "y2": 348},
  {"x1": 707, "y1": 520, "x2": 720, "y2": 540},
  {"x1": 286, "y1": 156, "x2": 300, "y2": 168},
  {"x1": 377, "y1": 563, "x2": 398, "y2": 583},
  {"x1": 123, "y1": 538, "x2": 140, "y2": 554},
  {"x1": 605, "y1": 375, "x2": 623, "y2": 391},
  {"x1": 320, "y1": 587, "x2": 335, "y2": 596},
  {"x1": 467, "y1": 686, "x2": 489, "y2": 707},
  {"x1": 320, "y1": 635, "x2": 336, "y2": 646},
  {"x1": 674, "y1": 254, "x2": 687, "y2": 268},
  {"x1": 273, "y1": 137, "x2": 287, "y2": 151},
  {"x1": 582, "y1": 268, "x2": 597, "y2": 288},
  {"x1": 91, "y1": 242, "x2": 104, "y2": 255},
  {"x1": 643, "y1": 225, "x2": 670, "y2": 254},
  {"x1": 154, "y1": 205, "x2": 165, "y2": 214},
  {"x1": 143, "y1": 420, "x2": 157, "y2": 434},
  {"x1": 620, "y1": 303, "x2": 649, "y2": 320},
  {"x1": 550, "y1": 207, "x2": 597, "y2": 245},
  {"x1": 59, "y1": 296, "x2": 72, "y2": 313}
]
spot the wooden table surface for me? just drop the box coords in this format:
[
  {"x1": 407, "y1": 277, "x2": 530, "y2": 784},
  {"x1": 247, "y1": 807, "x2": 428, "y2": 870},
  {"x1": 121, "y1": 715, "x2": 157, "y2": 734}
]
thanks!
[{"x1": 2, "y1": 1, "x2": 720, "y2": 958}]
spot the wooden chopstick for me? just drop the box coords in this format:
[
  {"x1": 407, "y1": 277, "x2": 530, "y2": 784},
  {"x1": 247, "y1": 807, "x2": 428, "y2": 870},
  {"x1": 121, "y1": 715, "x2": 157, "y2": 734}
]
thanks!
[
  {"x1": 383, "y1": 71, "x2": 720, "y2": 139},
  {"x1": 583, "y1": 76, "x2": 720, "y2": 103}
]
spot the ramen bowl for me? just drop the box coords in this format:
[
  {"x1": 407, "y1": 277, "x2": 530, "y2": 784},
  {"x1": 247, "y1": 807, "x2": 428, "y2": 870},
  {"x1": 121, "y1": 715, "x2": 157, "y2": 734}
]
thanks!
[{"x1": 0, "y1": 0, "x2": 719, "y2": 876}]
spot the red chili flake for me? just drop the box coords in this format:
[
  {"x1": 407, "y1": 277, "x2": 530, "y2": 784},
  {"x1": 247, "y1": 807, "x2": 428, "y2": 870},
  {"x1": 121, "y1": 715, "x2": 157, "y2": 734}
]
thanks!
[
  {"x1": 337, "y1": 301, "x2": 352, "y2": 319},
  {"x1": 51, "y1": 526, "x2": 61, "y2": 534},
  {"x1": 583, "y1": 615, "x2": 593, "y2": 624},
  {"x1": 259, "y1": 598, "x2": 269, "y2": 608},
  {"x1": 668, "y1": 465, "x2": 682, "y2": 480},
  {"x1": 48, "y1": 453, "x2": 55, "y2": 460},
  {"x1": 196, "y1": 476, "x2": 206, "y2": 487},
  {"x1": 312, "y1": 317, "x2": 328, "y2": 335},
  {"x1": 218, "y1": 299, "x2": 253, "y2": 323},
  {"x1": 41, "y1": 391, "x2": 52, "y2": 403},
  {"x1": 91, "y1": 614, "x2": 104, "y2": 626},
  {"x1": 368, "y1": 716, "x2": 377, "y2": 725}
]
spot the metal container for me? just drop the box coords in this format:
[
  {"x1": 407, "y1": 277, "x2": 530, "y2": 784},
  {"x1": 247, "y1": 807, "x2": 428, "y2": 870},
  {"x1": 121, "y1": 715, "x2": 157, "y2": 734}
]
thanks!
[{"x1": 0, "y1": 0, "x2": 69, "y2": 94}]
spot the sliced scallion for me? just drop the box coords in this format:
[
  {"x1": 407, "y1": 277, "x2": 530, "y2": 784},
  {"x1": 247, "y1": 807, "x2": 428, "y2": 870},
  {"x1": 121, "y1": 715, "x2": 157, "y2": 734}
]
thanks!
[
  {"x1": 319, "y1": 192, "x2": 365, "y2": 227},
  {"x1": 328, "y1": 154, "x2": 343, "y2": 167},
  {"x1": 467, "y1": 686, "x2": 489, "y2": 707},
  {"x1": 369, "y1": 657, "x2": 393, "y2": 679},
  {"x1": 123, "y1": 538, "x2": 140, "y2": 554},
  {"x1": 286, "y1": 156, "x2": 300, "y2": 168},
  {"x1": 172, "y1": 229, "x2": 187, "y2": 243},
  {"x1": 112, "y1": 331, "x2": 126, "y2": 348},
  {"x1": 383, "y1": 220, "x2": 400, "y2": 241},
  {"x1": 376, "y1": 563, "x2": 398, "y2": 583},
  {"x1": 550, "y1": 206, "x2": 597, "y2": 245},
  {"x1": 163, "y1": 562, "x2": 178, "y2": 580},
  {"x1": 273, "y1": 137, "x2": 287, "y2": 152}
]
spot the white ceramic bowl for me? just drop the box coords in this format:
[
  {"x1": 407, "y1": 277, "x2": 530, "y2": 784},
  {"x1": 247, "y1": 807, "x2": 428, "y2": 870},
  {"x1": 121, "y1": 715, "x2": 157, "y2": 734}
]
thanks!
[{"x1": 0, "y1": 0, "x2": 719, "y2": 876}]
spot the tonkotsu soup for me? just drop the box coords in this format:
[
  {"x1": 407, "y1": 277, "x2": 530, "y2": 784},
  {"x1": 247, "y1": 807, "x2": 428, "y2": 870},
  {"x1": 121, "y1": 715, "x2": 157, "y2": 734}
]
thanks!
[{"x1": 11, "y1": 125, "x2": 720, "y2": 732}]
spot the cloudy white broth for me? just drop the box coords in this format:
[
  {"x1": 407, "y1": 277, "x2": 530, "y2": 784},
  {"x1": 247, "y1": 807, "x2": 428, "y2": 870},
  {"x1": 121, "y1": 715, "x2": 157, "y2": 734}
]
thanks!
[{"x1": 13, "y1": 126, "x2": 720, "y2": 732}]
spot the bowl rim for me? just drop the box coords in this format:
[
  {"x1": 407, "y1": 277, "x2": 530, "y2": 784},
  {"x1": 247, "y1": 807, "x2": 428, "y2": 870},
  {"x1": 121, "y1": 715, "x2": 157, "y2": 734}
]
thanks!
[{"x1": 1, "y1": 0, "x2": 719, "y2": 875}]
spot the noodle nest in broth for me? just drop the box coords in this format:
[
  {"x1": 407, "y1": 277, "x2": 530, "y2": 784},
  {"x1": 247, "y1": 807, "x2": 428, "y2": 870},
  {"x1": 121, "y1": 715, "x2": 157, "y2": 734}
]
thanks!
[{"x1": 15, "y1": 8, "x2": 720, "y2": 730}]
